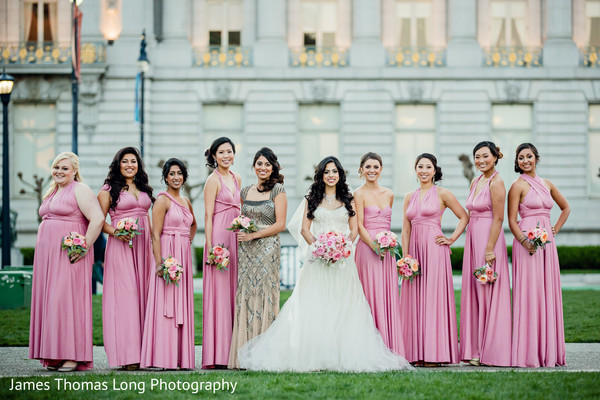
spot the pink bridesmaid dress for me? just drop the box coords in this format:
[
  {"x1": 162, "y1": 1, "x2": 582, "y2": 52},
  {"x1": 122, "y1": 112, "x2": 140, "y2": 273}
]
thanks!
[
  {"x1": 355, "y1": 206, "x2": 406, "y2": 357},
  {"x1": 511, "y1": 174, "x2": 565, "y2": 367},
  {"x1": 29, "y1": 181, "x2": 94, "y2": 370},
  {"x1": 459, "y1": 172, "x2": 512, "y2": 366},
  {"x1": 101, "y1": 185, "x2": 154, "y2": 367},
  {"x1": 399, "y1": 186, "x2": 459, "y2": 364},
  {"x1": 202, "y1": 170, "x2": 240, "y2": 368},
  {"x1": 140, "y1": 192, "x2": 195, "y2": 369}
]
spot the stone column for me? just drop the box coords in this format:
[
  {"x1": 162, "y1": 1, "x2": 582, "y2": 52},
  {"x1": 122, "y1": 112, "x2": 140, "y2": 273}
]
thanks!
[
  {"x1": 543, "y1": 0, "x2": 579, "y2": 67},
  {"x1": 446, "y1": 0, "x2": 481, "y2": 67},
  {"x1": 381, "y1": 0, "x2": 395, "y2": 48},
  {"x1": 572, "y1": 0, "x2": 586, "y2": 48},
  {"x1": 254, "y1": 0, "x2": 288, "y2": 67},
  {"x1": 242, "y1": 0, "x2": 256, "y2": 46},
  {"x1": 350, "y1": 0, "x2": 385, "y2": 67},
  {"x1": 337, "y1": 0, "x2": 352, "y2": 49},
  {"x1": 191, "y1": 0, "x2": 207, "y2": 47},
  {"x1": 288, "y1": 0, "x2": 303, "y2": 48}
]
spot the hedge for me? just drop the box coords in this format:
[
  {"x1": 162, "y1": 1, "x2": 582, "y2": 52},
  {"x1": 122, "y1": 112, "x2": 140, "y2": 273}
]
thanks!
[{"x1": 450, "y1": 245, "x2": 600, "y2": 271}]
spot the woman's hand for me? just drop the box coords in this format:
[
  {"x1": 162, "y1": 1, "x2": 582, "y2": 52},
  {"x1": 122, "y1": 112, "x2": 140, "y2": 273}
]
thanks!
[
  {"x1": 237, "y1": 231, "x2": 255, "y2": 242},
  {"x1": 113, "y1": 231, "x2": 132, "y2": 243},
  {"x1": 484, "y1": 251, "x2": 496, "y2": 265},
  {"x1": 69, "y1": 250, "x2": 88, "y2": 264},
  {"x1": 551, "y1": 226, "x2": 557, "y2": 236},
  {"x1": 155, "y1": 264, "x2": 164, "y2": 277},
  {"x1": 521, "y1": 240, "x2": 536, "y2": 255},
  {"x1": 435, "y1": 235, "x2": 454, "y2": 246}
]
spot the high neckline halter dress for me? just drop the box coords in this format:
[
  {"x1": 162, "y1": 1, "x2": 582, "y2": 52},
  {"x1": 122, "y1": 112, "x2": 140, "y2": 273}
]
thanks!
[
  {"x1": 511, "y1": 174, "x2": 565, "y2": 367},
  {"x1": 101, "y1": 185, "x2": 154, "y2": 367},
  {"x1": 141, "y1": 192, "x2": 195, "y2": 369},
  {"x1": 459, "y1": 172, "x2": 512, "y2": 366},
  {"x1": 399, "y1": 186, "x2": 459, "y2": 364},
  {"x1": 355, "y1": 205, "x2": 406, "y2": 357},
  {"x1": 29, "y1": 181, "x2": 94, "y2": 370},
  {"x1": 202, "y1": 170, "x2": 240, "y2": 368}
]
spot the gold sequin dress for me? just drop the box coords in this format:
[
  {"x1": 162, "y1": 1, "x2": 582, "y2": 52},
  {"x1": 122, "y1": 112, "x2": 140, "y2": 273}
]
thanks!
[{"x1": 228, "y1": 183, "x2": 285, "y2": 368}]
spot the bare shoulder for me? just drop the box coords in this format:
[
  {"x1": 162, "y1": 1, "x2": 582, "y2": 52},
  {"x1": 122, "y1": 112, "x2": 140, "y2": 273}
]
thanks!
[
  {"x1": 489, "y1": 174, "x2": 506, "y2": 189},
  {"x1": 233, "y1": 172, "x2": 242, "y2": 184},
  {"x1": 74, "y1": 181, "x2": 93, "y2": 195},
  {"x1": 154, "y1": 194, "x2": 171, "y2": 208},
  {"x1": 353, "y1": 186, "x2": 365, "y2": 199}
]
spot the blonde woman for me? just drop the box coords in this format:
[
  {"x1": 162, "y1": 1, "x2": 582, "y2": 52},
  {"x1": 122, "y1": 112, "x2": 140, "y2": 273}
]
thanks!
[{"x1": 29, "y1": 152, "x2": 104, "y2": 371}]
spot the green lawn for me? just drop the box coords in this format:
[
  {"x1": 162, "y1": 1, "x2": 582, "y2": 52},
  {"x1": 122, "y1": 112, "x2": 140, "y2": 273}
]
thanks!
[
  {"x1": 1, "y1": 290, "x2": 598, "y2": 346},
  {"x1": 1, "y1": 371, "x2": 600, "y2": 399}
]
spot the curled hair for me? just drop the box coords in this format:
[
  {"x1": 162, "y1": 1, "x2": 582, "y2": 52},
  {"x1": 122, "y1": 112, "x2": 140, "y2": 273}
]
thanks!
[
  {"x1": 415, "y1": 153, "x2": 443, "y2": 183},
  {"x1": 162, "y1": 158, "x2": 189, "y2": 185},
  {"x1": 358, "y1": 152, "x2": 383, "y2": 178},
  {"x1": 305, "y1": 156, "x2": 355, "y2": 219},
  {"x1": 43, "y1": 152, "x2": 83, "y2": 199},
  {"x1": 514, "y1": 142, "x2": 540, "y2": 174},
  {"x1": 103, "y1": 147, "x2": 154, "y2": 210},
  {"x1": 253, "y1": 147, "x2": 284, "y2": 192},
  {"x1": 204, "y1": 137, "x2": 236, "y2": 168},
  {"x1": 473, "y1": 141, "x2": 503, "y2": 165}
]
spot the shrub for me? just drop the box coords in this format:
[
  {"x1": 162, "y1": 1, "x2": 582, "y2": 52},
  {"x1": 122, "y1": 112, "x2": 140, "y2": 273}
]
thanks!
[
  {"x1": 195, "y1": 247, "x2": 204, "y2": 273},
  {"x1": 20, "y1": 247, "x2": 35, "y2": 265}
]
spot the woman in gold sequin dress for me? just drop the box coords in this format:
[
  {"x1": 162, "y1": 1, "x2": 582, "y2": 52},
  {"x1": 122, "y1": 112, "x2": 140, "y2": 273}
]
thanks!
[{"x1": 228, "y1": 148, "x2": 287, "y2": 368}]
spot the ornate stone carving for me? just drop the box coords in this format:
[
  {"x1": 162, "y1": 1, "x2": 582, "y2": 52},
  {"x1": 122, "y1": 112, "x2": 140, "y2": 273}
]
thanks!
[
  {"x1": 80, "y1": 75, "x2": 103, "y2": 138},
  {"x1": 214, "y1": 80, "x2": 231, "y2": 102},
  {"x1": 408, "y1": 81, "x2": 424, "y2": 102},
  {"x1": 310, "y1": 80, "x2": 329, "y2": 102},
  {"x1": 11, "y1": 77, "x2": 69, "y2": 101},
  {"x1": 503, "y1": 80, "x2": 522, "y2": 102}
]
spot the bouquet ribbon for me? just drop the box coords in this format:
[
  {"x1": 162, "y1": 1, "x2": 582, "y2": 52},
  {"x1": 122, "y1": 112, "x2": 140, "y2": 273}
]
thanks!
[{"x1": 161, "y1": 227, "x2": 189, "y2": 326}]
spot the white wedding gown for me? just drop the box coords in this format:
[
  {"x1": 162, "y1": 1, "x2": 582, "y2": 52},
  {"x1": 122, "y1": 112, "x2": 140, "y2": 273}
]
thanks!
[{"x1": 238, "y1": 206, "x2": 413, "y2": 372}]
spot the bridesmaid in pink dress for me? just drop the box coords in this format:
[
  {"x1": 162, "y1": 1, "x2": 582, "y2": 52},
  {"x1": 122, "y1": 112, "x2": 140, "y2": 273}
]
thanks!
[
  {"x1": 29, "y1": 152, "x2": 104, "y2": 372},
  {"x1": 141, "y1": 158, "x2": 197, "y2": 369},
  {"x1": 98, "y1": 147, "x2": 154, "y2": 370},
  {"x1": 354, "y1": 152, "x2": 405, "y2": 357},
  {"x1": 399, "y1": 153, "x2": 468, "y2": 366},
  {"x1": 459, "y1": 142, "x2": 512, "y2": 366},
  {"x1": 202, "y1": 137, "x2": 241, "y2": 368},
  {"x1": 508, "y1": 143, "x2": 570, "y2": 367}
]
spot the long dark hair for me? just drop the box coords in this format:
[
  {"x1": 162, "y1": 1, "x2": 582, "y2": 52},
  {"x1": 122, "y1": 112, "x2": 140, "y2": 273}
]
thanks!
[
  {"x1": 473, "y1": 141, "x2": 503, "y2": 165},
  {"x1": 205, "y1": 137, "x2": 236, "y2": 168},
  {"x1": 103, "y1": 147, "x2": 154, "y2": 210},
  {"x1": 253, "y1": 147, "x2": 284, "y2": 192},
  {"x1": 514, "y1": 142, "x2": 540, "y2": 173},
  {"x1": 415, "y1": 153, "x2": 443, "y2": 183},
  {"x1": 162, "y1": 158, "x2": 189, "y2": 185},
  {"x1": 305, "y1": 156, "x2": 355, "y2": 219}
]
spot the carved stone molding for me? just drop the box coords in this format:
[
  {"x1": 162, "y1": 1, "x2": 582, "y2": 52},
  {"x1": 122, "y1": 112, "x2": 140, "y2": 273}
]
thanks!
[
  {"x1": 214, "y1": 80, "x2": 232, "y2": 102},
  {"x1": 11, "y1": 76, "x2": 70, "y2": 102},
  {"x1": 310, "y1": 80, "x2": 329, "y2": 103},
  {"x1": 503, "y1": 80, "x2": 522, "y2": 103},
  {"x1": 80, "y1": 75, "x2": 103, "y2": 138},
  {"x1": 407, "y1": 81, "x2": 425, "y2": 102}
]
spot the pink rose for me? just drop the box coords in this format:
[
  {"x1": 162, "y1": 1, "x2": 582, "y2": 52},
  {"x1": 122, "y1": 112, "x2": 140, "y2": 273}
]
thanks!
[
  {"x1": 343, "y1": 249, "x2": 351, "y2": 258},
  {"x1": 241, "y1": 217, "x2": 251, "y2": 228},
  {"x1": 315, "y1": 247, "x2": 325, "y2": 256},
  {"x1": 527, "y1": 231, "x2": 535, "y2": 240},
  {"x1": 485, "y1": 268, "x2": 494, "y2": 277},
  {"x1": 332, "y1": 251, "x2": 342, "y2": 261},
  {"x1": 213, "y1": 246, "x2": 224, "y2": 256},
  {"x1": 222, "y1": 248, "x2": 230, "y2": 258},
  {"x1": 168, "y1": 265, "x2": 178, "y2": 273},
  {"x1": 169, "y1": 272, "x2": 177, "y2": 280},
  {"x1": 378, "y1": 235, "x2": 392, "y2": 247},
  {"x1": 81, "y1": 242, "x2": 88, "y2": 249},
  {"x1": 405, "y1": 269, "x2": 413, "y2": 277},
  {"x1": 73, "y1": 237, "x2": 83, "y2": 246}
]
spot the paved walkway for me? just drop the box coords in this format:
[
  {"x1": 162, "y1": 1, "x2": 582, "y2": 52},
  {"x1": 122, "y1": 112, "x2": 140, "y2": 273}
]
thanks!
[{"x1": 1, "y1": 343, "x2": 599, "y2": 377}]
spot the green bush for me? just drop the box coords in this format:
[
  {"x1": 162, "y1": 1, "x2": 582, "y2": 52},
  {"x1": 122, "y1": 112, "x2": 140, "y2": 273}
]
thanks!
[
  {"x1": 20, "y1": 247, "x2": 35, "y2": 265},
  {"x1": 195, "y1": 247, "x2": 204, "y2": 273},
  {"x1": 450, "y1": 245, "x2": 599, "y2": 271}
]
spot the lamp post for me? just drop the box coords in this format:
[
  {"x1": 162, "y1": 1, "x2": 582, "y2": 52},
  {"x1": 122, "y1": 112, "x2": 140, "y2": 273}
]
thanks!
[
  {"x1": 138, "y1": 30, "x2": 149, "y2": 158},
  {"x1": 70, "y1": 0, "x2": 84, "y2": 155},
  {"x1": 0, "y1": 69, "x2": 15, "y2": 268}
]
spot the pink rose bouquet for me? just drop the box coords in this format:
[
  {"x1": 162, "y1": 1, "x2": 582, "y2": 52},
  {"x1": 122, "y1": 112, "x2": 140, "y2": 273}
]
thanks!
[
  {"x1": 61, "y1": 232, "x2": 88, "y2": 263},
  {"x1": 157, "y1": 256, "x2": 184, "y2": 286},
  {"x1": 310, "y1": 230, "x2": 353, "y2": 267},
  {"x1": 397, "y1": 255, "x2": 421, "y2": 282},
  {"x1": 373, "y1": 230, "x2": 401, "y2": 260},
  {"x1": 473, "y1": 263, "x2": 498, "y2": 285},
  {"x1": 523, "y1": 223, "x2": 551, "y2": 255},
  {"x1": 206, "y1": 244, "x2": 231, "y2": 271},
  {"x1": 227, "y1": 215, "x2": 259, "y2": 234},
  {"x1": 114, "y1": 217, "x2": 143, "y2": 248}
]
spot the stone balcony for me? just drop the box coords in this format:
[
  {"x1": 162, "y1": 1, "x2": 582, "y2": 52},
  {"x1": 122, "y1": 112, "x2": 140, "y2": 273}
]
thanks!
[
  {"x1": 581, "y1": 46, "x2": 600, "y2": 68},
  {"x1": 192, "y1": 46, "x2": 252, "y2": 67},
  {"x1": 482, "y1": 46, "x2": 543, "y2": 67},
  {"x1": 0, "y1": 42, "x2": 106, "y2": 66},
  {"x1": 385, "y1": 46, "x2": 446, "y2": 68},
  {"x1": 289, "y1": 46, "x2": 349, "y2": 68}
]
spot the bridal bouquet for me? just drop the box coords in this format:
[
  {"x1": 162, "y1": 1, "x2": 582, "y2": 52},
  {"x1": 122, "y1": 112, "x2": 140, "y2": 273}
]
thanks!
[
  {"x1": 310, "y1": 231, "x2": 352, "y2": 267},
  {"x1": 523, "y1": 224, "x2": 551, "y2": 255},
  {"x1": 157, "y1": 256, "x2": 184, "y2": 286},
  {"x1": 473, "y1": 263, "x2": 498, "y2": 285},
  {"x1": 228, "y1": 215, "x2": 258, "y2": 233},
  {"x1": 114, "y1": 217, "x2": 143, "y2": 248},
  {"x1": 373, "y1": 231, "x2": 401, "y2": 260},
  {"x1": 61, "y1": 232, "x2": 88, "y2": 263},
  {"x1": 396, "y1": 255, "x2": 421, "y2": 282},
  {"x1": 206, "y1": 244, "x2": 230, "y2": 271}
]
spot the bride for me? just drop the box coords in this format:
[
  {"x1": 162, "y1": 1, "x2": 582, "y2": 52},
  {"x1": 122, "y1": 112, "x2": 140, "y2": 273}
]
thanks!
[{"x1": 238, "y1": 156, "x2": 413, "y2": 372}]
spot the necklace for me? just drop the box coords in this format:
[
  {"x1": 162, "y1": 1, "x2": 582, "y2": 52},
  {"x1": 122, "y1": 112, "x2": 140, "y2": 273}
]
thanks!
[{"x1": 324, "y1": 194, "x2": 336, "y2": 205}]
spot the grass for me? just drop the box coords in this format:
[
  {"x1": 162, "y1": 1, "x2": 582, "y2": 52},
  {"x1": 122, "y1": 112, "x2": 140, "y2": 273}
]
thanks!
[
  {"x1": 1, "y1": 371, "x2": 600, "y2": 399},
  {"x1": 1, "y1": 290, "x2": 598, "y2": 346}
]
